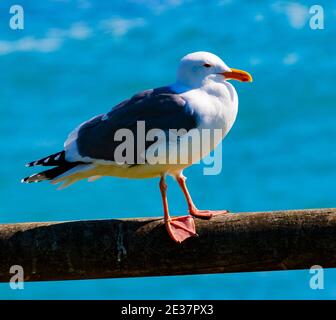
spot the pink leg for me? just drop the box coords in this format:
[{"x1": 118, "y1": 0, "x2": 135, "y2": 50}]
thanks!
[
  {"x1": 159, "y1": 176, "x2": 197, "y2": 243},
  {"x1": 176, "y1": 174, "x2": 229, "y2": 219}
]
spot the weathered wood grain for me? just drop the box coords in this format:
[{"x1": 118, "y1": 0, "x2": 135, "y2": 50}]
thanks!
[{"x1": 0, "y1": 208, "x2": 335, "y2": 282}]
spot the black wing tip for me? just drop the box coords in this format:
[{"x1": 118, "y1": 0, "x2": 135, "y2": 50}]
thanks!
[
  {"x1": 24, "y1": 151, "x2": 66, "y2": 168},
  {"x1": 21, "y1": 177, "x2": 31, "y2": 183},
  {"x1": 21, "y1": 176, "x2": 35, "y2": 184},
  {"x1": 25, "y1": 159, "x2": 41, "y2": 167},
  {"x1": 21, "y1": 173, "x2": 44, "y2": 184},
  {"x1": 25, "y1": 162, "x2": 34, "y2": 168}
]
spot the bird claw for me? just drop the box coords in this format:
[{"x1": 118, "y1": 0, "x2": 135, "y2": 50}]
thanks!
[
  {"x1": 165, "y1": 215, "x2": 197, "y2": 243},
  {"x1": 189, "y1": 209, "x2": 229, "y2": 219}
]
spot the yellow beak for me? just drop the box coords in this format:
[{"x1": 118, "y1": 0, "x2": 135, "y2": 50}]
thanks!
[{"x1": 221, "y1": 68, "x2": 253, "y2": 82}]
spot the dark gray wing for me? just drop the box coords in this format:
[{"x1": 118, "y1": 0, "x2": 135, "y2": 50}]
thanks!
[{"x1": 67, "y1": 87, "x2": 199, "y2": 163}]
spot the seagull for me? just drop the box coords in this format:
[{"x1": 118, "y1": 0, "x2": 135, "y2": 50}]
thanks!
[{"x1": 22, "y1": 51, "x2": 252, "y2": 243}]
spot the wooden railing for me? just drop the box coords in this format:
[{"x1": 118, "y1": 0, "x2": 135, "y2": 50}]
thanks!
[{"x1": 0, "y1": 208, "x2": 335, "y2": 282}]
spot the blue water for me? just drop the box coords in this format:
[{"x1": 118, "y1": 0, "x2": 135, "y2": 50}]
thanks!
[{"x1": 0, "y1": 0, "x2": 336, "y2": 299}]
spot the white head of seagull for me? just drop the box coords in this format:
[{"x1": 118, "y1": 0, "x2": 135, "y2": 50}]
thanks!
[{"x1": 176, "y1": 51, "x2": 252, "y2": 88}]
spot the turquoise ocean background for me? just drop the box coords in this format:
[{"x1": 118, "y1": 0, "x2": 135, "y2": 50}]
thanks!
[{"x1": 0, "y1": 0, "x2": 335, "y2": 299}]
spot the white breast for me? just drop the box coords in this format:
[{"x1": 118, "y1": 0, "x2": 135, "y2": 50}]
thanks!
[{"x1": 179, "y1": 81, "x2": 238, "y2": 161}]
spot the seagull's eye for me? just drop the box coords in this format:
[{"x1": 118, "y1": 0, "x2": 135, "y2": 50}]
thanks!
[{"x1": 203, "y1": 63, "x2": 212, "y2": 68}]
